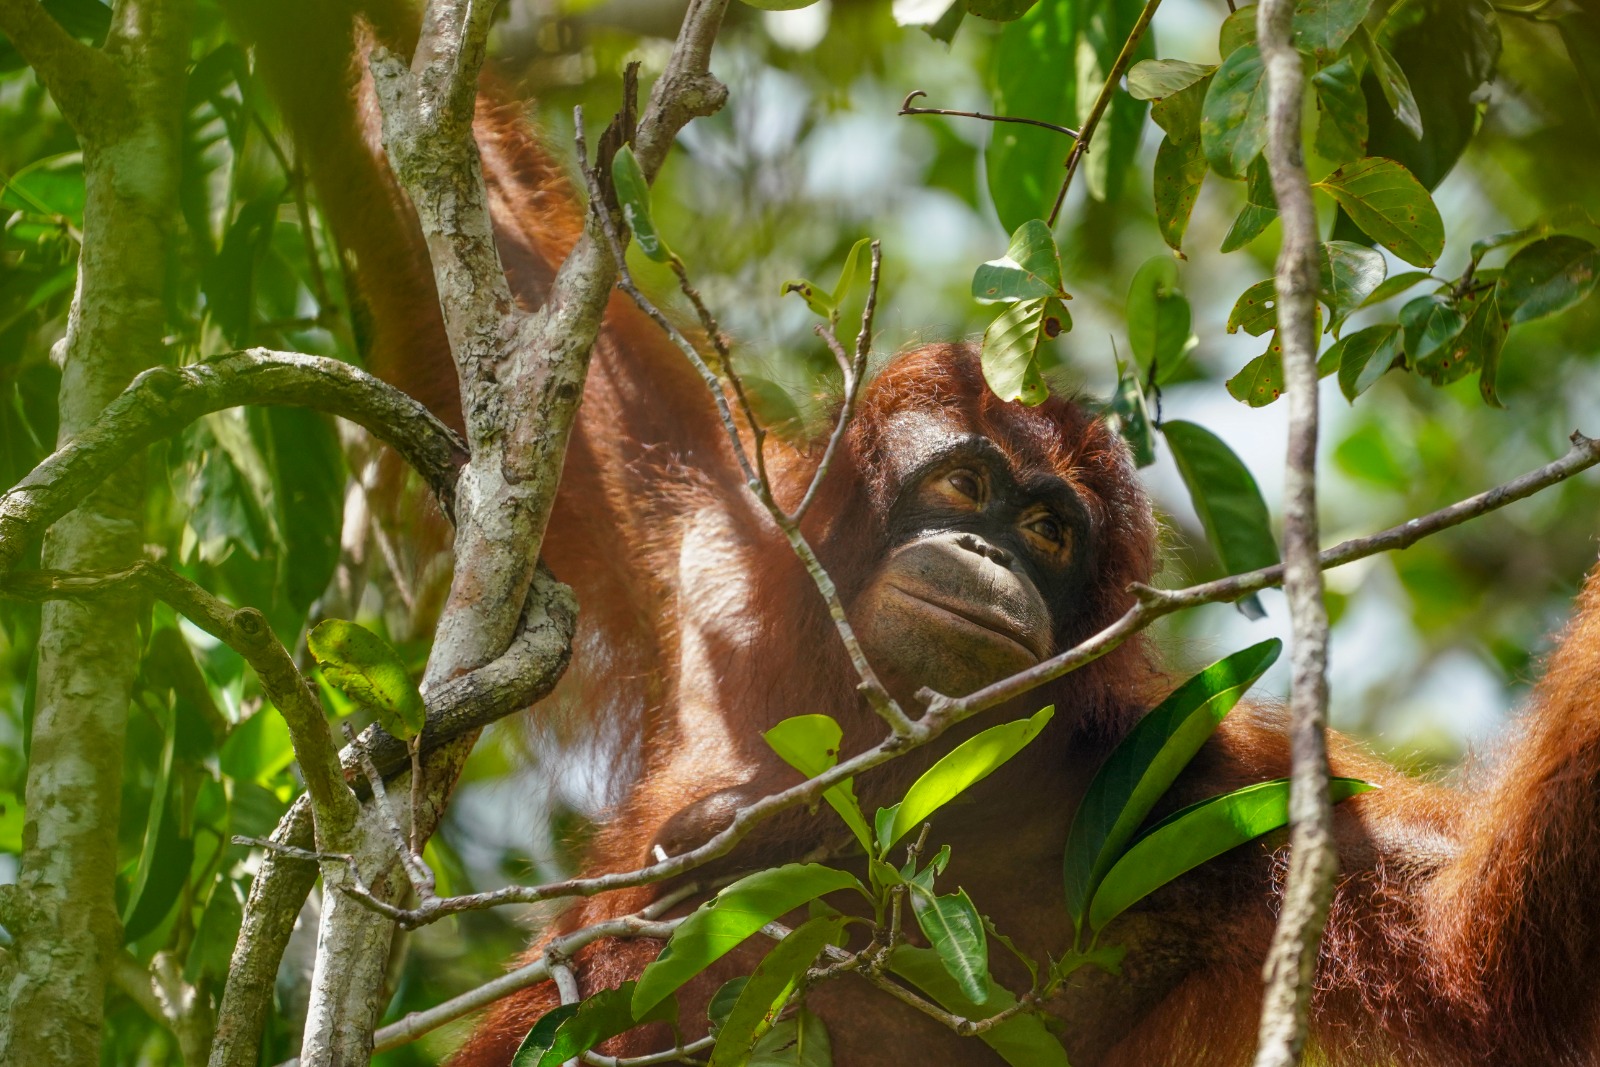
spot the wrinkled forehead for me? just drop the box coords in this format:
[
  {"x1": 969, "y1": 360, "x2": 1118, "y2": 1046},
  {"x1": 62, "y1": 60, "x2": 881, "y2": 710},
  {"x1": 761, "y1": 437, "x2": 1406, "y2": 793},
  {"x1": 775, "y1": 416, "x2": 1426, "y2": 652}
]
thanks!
[
  {"x1": 872, "y1": 410, "x2": 981, "y2": 484},
  {"x1": 871, "y1": 404, "x2": 1076, "y2": 483}
]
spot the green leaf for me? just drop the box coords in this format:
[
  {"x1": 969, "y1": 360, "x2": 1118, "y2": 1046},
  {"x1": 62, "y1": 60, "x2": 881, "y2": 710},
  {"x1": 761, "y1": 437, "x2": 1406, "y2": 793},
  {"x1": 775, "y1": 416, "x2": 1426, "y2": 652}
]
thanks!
[
  {"x1": 1202, "y1": 45, "x2": 1269, "y2": 180},
  {"x1": 1087, "y1": 778, "x2": 1375, "y2": 932},
  {"x1": 1318, "y1": 241, "x2": 1388, "y2": 324},
  {"x1": 1062, "y1": 640, "x2": 1282, "y2": 930},
  {"x1": 1291, "y1": 0, "x2": 1373, "y2": 62},
  {"x1": 1107, "y1": 359, "x2": 1157, "y2": 469},
  {"x1": 1226, "y1": 347, "x2": 1286, "y2": 408},
  {"x1": 1220, "y1": 155, "x2": 1277, "y2": 253},
  {"x1": 1162, "y1": 420, "x2": 1280, "y2": 577},
  {"x1": 748, "y1": 1011, "x2": 833, "y2": 1066},
  {"x1": 1126, "y1": 255, "x2": 1193, "y2": 382},
  {"x1": 611, "y1": 145, "x2": 672, "y2": 262},
  {"x1": 1359, "y1": 27, "x2": 1423, "y2": 139},
  {"x1": 708, "y1": 978, "x2": 750, "y2": 1034},
  {"x1": 708, "y1": 916, "x2": 844, "y2": 1067},
  {"x1": 1495, "y1": 236, "x2": 1600, "y2": 325},
  {"x1": 1437, "y1": 279, "x2": 1508, "y2": 402},
  {"x1": 0, "y1": 790, "x2": 21, "y2": 853},
  {"x1": 1218, "y1": 6, "x2": 1256, "y2": 58},
  {"x1": 513, "y1": 982, "x2": 677, "y2": 1067},
  {"x1": 1126, "y1": 59, "x2": 1214, "y2": 101},
  {"x1": 972, "y1": 220, "x2": 1066, "y2": 303},
  {"x1": 781, "y1": 279, "x2": 835, "y2": 321},
  {"x1": 307, "y1": 619, "x2": 426, "y2": 740},
  {"x1": 1313, "y1": 158, "x2": 1444, "y2": 268},
  {"x1": 894, "y1": 0, "x2": 965, "y2": 42},
  {"x1": 980, "y1": 297, "x2": 1070, "y2": 406},
  {"x1": 1077, "y1": 0, "x2": 1153, "y2": 202},
  {"x1": 1150, "y1": 75, "x2": 1211, "y2": 252},
  {"x1": 987, "y1": 2, "x2": 1077, "y2": 234},
  {"x1": 966, "y1": 0, "x2": 1037, "y2": 21},
  {"x1": 882, "y1": 706, "x2": 1054, "y2": 851},
  {"x1": 1560, "y1": 13, "x2": 1600, "y2": 135},
  {"x1": 1226, "y1": 279, "x2": 1279, "y2": 338},
  {"x1": 1332, "y1": 323, "x2": 1404, "y2": 400},
  {"x1": 633, "y1": 864, "x2": 865, "y2": 1018},
  {"x1": 1312, "y1": 58, "x2": 1368, "y2": 165},
  {"x1": 763, "y1": 714, "x2": 874, "y2": 854},
  {"x1": 1399, "y1": 293, "x2": 1467, "y2": 370},
  {"x1": 830, "y1": 237, "x2": 873, "y2": 326},
  {"x1": 908, "y1": 886, "x2": 990, "y2": 1005},
  {"x1": 889, "y1": 947, "x2": 1069, "y2": 1067},
  {"x1": 1360, "y1": 269, "x2": 1434, "y2": 307}
]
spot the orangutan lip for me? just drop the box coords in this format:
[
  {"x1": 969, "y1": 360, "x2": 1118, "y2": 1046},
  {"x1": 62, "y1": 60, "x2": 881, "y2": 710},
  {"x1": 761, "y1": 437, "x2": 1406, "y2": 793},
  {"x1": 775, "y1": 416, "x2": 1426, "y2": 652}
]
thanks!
[{"x1": 885, "y1": 582, "x2": 1045, "y2": 662}]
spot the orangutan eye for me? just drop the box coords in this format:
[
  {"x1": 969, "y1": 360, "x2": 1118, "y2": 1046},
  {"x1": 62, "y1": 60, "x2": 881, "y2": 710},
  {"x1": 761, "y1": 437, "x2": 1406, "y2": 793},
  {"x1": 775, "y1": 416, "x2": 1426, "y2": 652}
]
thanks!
[
  {"x1": 1026, "y1": 514, "x2": 1066, "y2": 549},
  {"x1": 947, "y1": 469, "x2": 983, "y2": 501}
]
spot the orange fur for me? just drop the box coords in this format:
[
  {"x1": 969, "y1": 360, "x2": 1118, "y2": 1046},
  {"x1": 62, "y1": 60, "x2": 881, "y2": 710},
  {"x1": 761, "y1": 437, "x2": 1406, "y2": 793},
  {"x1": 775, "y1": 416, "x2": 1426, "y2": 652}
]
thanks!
[{"x1": 239, "y1": 7, "x2": 1600, "y2": 1063}]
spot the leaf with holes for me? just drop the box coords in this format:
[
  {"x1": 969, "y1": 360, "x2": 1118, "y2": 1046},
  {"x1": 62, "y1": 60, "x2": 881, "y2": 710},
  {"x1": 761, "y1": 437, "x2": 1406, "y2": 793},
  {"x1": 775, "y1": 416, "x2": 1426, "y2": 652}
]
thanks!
[
  {"x1": 1202, "y1": 45, "x2": 1269, "y2": 180},
  {"x1": 1063, "y1": 640, "x2": 1282, "y2": 931},
  {"x1": 1496, "y1": 235, "x2": 1600, "y2": 325},
  {"x1": 307, "y1": 620, "x2": 425, "y2": 740},
  {"x1": 981, "y1": 298, "x2": 1070, "y2": 406},
  {"x1": 1220, "y1": 156, "x2": 1277, "y2": 253},
  {"x1": 1314, "y1": 158, "x2": 1443, "y2": 268},
  {"x1": 1087, "y1": 778, "x2": 1375, "y2": 932},
  {"x1": 972, "y1": 220, "x2": 1066, "y2": 304},
  {"x1": 1162, "y1": 421, "x2": 1280, "y2": 579},
  {"x1": 1332, "y1": 323, "x2": 1404, "y2": 401},
  {"x1": 1313, "y1": 58, "x2": 1367, "y2": 165},
  {"x1": 1127, "y1": 59, "x2": 1214, "y2": 101},
  {"x1": 1227, "y1": 279, "x2": 1277, "y2": 337},
  {"x1": 1226, "y1": 347, "x2": 1287, "y2": 408}
]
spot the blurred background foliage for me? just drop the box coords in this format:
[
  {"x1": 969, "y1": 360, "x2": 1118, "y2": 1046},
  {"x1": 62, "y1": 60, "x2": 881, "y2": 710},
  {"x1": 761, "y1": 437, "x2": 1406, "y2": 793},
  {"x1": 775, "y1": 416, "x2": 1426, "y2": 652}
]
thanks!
[{"x1": 0, "y1": 0, "x2": 1597, "y2": 1061}]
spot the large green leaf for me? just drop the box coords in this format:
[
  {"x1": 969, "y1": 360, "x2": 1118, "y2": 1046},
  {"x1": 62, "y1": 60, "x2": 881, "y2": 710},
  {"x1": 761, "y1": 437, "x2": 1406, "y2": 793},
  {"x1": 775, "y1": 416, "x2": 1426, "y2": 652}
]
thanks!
[
  {"x1": 1125, "y1": 255, "x2": 1193, "y2": 383},
  {"x1": 1201, "y1": 45, "x2": 1269, "y2": 180},
  {"x1": 1218, "y1": 6, "x2": 1256, "y2": 57},
  {"x1": 1062, "y1": 640, "x2": 1282, "y2": 929},
  {"x1": 980, "y1": 297, "x2": 1069, "y2": 406},
  {"x1": 1150, "y1": 75, "x2": 1212, "y2": 252},
  {"x1": 889, "y1": 947, "x2": 1070, "y2": 1067},
  {"x1": 633, "y1": 864, "x2": 865, "y2": 1017},
  {"x1": 763, "y1": 714, "x2": 874, "y2": 854},
  {"x1": 748, "y1": 1011, "x2": 833, "y2": 1066},
  {"x1": 1496, "y1": 236, "x2": 1600, "y2": 325},
  {"x1": 1359, "y1": 27, "x2": 1422, "y2": 139},
  {"x1": 1087, "y1": 778, "x2": 1375, "y2": 932},
  {"x1": 1292, "y1": 0, "x2": 1373, "y2": 62},
  {"x1": 1331, "y1": 323, "x2": 1404, "y2": 400},
  {"x1": 908, "y1": 886, "x2": 990, "y2": 1005},
  {"x1": 513, "y1": 982, "x2": 677, "y2": 1067},
  {"x1": 1318, "y1": 240, "x2": 1388, "y2": 328},
  {"x1": 1399, "y1": 292, "x2": 1467, "y2": 369},
  {"x1": 987, "y1": 2, "x2": 1078, "y2": 234},
  {"x1": 1312, "y1": 57, "x2": 1368, "y2": 165},
  {"x1": 1162, "y1": 421, "x2": 1280, "y2": 579},
  {"x1": 972, "y1": 220, "x2": 1066, "y2": 303},
  {"x1": 708, "y1": 915, "x2": 844, "y2": 1067},
  {"x1": 307, "y1": 619, "x2": 426, "y2": 740},
  {"x1": 1314, "y1": 158, "x2": 1444, "y2": 268},
  {"x1": 1077, "y1": 0, "x2": 1153, "y2": 201},
  {"x1": 1220, "y1": 156, "x2": 1277, "y2": 253},
  {"x1": 881, "y1": 706, "x2": 1055, "y2": 851}
]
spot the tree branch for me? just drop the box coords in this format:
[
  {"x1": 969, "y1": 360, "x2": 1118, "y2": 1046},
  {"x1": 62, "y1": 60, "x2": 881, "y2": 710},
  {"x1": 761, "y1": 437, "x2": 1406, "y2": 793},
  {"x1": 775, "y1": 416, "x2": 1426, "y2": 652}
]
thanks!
[
  {"x1": 0, "y1": 0, "x2": 119, "y2": 132},
  {"x1": 1252, "y1": 0, "x2": 1336, "y2": 1062},
  {"x1": 0, "y1": 349, "x2": 467, "y2": 576}
]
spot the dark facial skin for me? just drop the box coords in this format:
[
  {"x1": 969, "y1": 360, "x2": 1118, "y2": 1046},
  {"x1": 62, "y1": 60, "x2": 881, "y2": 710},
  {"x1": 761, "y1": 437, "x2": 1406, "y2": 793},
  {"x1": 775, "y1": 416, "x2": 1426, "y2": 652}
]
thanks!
[{"x1": 854, "y1": 428, "x2": 1088, "y2": 697}]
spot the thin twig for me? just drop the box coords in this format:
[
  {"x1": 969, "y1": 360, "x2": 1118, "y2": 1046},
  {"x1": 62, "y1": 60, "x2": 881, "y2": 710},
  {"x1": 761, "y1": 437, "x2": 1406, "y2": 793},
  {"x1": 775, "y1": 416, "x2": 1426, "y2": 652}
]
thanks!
[
  {"x1": 344, "y1": 723, "x2": 436, "y2": 898},
  {"x1": 898, "y1": 90, "x2": 1081, "y2": 137},
  {"x1": 574, "y1": 115, "x2": 914, "y2": 737},
  {"x1": 1046, "y1": 0, "x2": 1164, "y2": 226}
]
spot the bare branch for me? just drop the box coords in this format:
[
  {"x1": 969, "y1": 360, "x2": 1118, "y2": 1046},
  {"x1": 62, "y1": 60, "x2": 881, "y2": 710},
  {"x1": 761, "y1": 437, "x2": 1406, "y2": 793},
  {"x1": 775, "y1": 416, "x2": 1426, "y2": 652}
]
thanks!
[
  {"x1": 0, "y1": 349, "x2": 466, "y2": 576},
  {"x1": 1252, "y1": 0, "x2": 1336, "y2": 1061}
]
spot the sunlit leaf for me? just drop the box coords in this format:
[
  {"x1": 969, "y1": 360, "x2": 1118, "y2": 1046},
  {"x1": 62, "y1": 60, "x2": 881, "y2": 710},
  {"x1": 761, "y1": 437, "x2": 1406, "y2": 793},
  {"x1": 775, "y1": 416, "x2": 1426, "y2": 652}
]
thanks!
[
  {"x1": 1126, "y1": 59, "x2": 1214, "y2": 101},
  {"x1": 1150, "y1": 75, "x2": 1211, "y2": 252},
  {"x1": 307, "y1": 619, "x2": 426, "y2": 740},
  {"x1": 1201, "y1": 45, "x2": 1269, "y2": 180},
  {"x1": 764, "y1": 714, "x2": 874, "y2": 854},
  {"x1": 980, "y1": 297, "x2": 1069, "y2": 406},
  {"x1": 1227, "y1": 279, "x2": 1278, "y2": 337},
  {"x1": 972, "y1": 219, "x2": 1066, "y2": 303},
  {"x1": 1291, "y1": 0, "x2": 1373, "y2": 62},
  {"x1": 1359, "y1": 270, "x2": 1434, "y2": 307},
  {"x1": 1496, "y1": 235, "x2": 1600, "y2": 325},
  {"x1": 1226, "y1": 347, "x2": 1287, "y2": 408},
  {"x1": 1063, "y1": 640, "x2": 1282, "y2": 929},
  {"x1": 882, "y1": 706, "x2": 1054, "y2": 851},
  {"x1": 908, "y1": 886, "x2": 990, "y2": 1004},
  {"x1": 1162, "y1": 421, "x2": 1280, "y2": 578},
  {"x1": 1314, "y1": 157, "x2": 1444, "y2": 268},
  {"x1": 612, "y1": 145, "x2": 673, "y2": 261},
  {"x1": 708, "y1": 916, "x2": 844, "y2": 1067},
  {"x1": 633, "y1": 864, "x2": 865, "y2": 1017},
  {"x1": 1087, "y1": 778, "x2": 1375, "y2": 932}
]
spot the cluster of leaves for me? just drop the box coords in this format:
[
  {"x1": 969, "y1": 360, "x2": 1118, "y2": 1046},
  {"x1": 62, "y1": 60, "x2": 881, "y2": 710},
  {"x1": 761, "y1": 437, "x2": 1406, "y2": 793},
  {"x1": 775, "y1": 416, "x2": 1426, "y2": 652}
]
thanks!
[{"x1": 512, "y1": 642, "x2": 1370, "y2": 1066}]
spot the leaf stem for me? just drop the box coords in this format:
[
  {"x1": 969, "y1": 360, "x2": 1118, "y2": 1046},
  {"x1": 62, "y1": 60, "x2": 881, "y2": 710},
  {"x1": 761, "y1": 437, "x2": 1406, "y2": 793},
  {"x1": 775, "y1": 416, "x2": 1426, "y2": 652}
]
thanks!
[{"x1": 898, "y1": 90, "x2": 1081, "y2": 138}]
